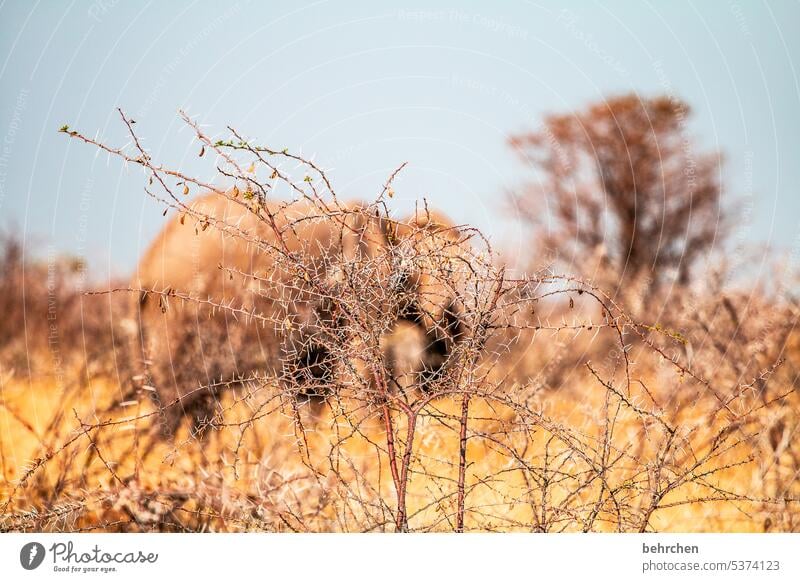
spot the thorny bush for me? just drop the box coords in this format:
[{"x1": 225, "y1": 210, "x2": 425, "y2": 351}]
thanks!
[{"x1": 0, "y1": 110, "x2": 797, "y2": 532}]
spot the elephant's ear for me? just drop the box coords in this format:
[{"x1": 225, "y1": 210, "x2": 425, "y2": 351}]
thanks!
[
  {"x1": 337, "y1": 202, "x2": 392, "y2": 261},
  {"x1": 382, "y1": 217, "x2": 412, "y2": 246},
  {"x1": 408, "y1": 208, "x2": 455, "y2": 232},
  {"x1": 389, "y1": 209, "x2": 460, "y2": 245}
]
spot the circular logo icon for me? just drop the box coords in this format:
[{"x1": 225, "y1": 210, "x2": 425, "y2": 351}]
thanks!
[{"x1": 20, "y1": 542, "x2": 46, "y2": 570}]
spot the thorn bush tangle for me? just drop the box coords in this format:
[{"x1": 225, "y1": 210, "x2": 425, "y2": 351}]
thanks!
[{"x1": 0, "y1": 105, "x2": 797, "y2": 533}]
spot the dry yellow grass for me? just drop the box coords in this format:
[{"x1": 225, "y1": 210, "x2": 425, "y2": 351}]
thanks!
[{"x1": 2, "y1": 340, "x2": 796, "y2": 532}]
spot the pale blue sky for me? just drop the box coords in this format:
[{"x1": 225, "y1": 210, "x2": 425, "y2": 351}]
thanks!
[{"x1": 1, "y1": 1, "x2": 798, "y2": 277}]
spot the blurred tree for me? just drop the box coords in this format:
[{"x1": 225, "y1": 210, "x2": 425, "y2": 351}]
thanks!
[{"x1": 509, "y1": 94, "x2": 727, "y2": 298}]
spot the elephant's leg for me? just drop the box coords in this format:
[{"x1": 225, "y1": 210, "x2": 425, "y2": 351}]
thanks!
[
  {"x1": 279, "y1": 296, "x2": 345, "y2": 401},
  {"x1": 394, "y1": 299, "x2": 464, "y2": 391},
  {"x1": 281, "y1": 326, "x2": 334, "y2": 402}
]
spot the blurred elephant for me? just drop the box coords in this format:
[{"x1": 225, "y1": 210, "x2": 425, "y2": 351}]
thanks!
[{"x1": 132, "y1": 191, "x2": 467, "y2": 437}]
